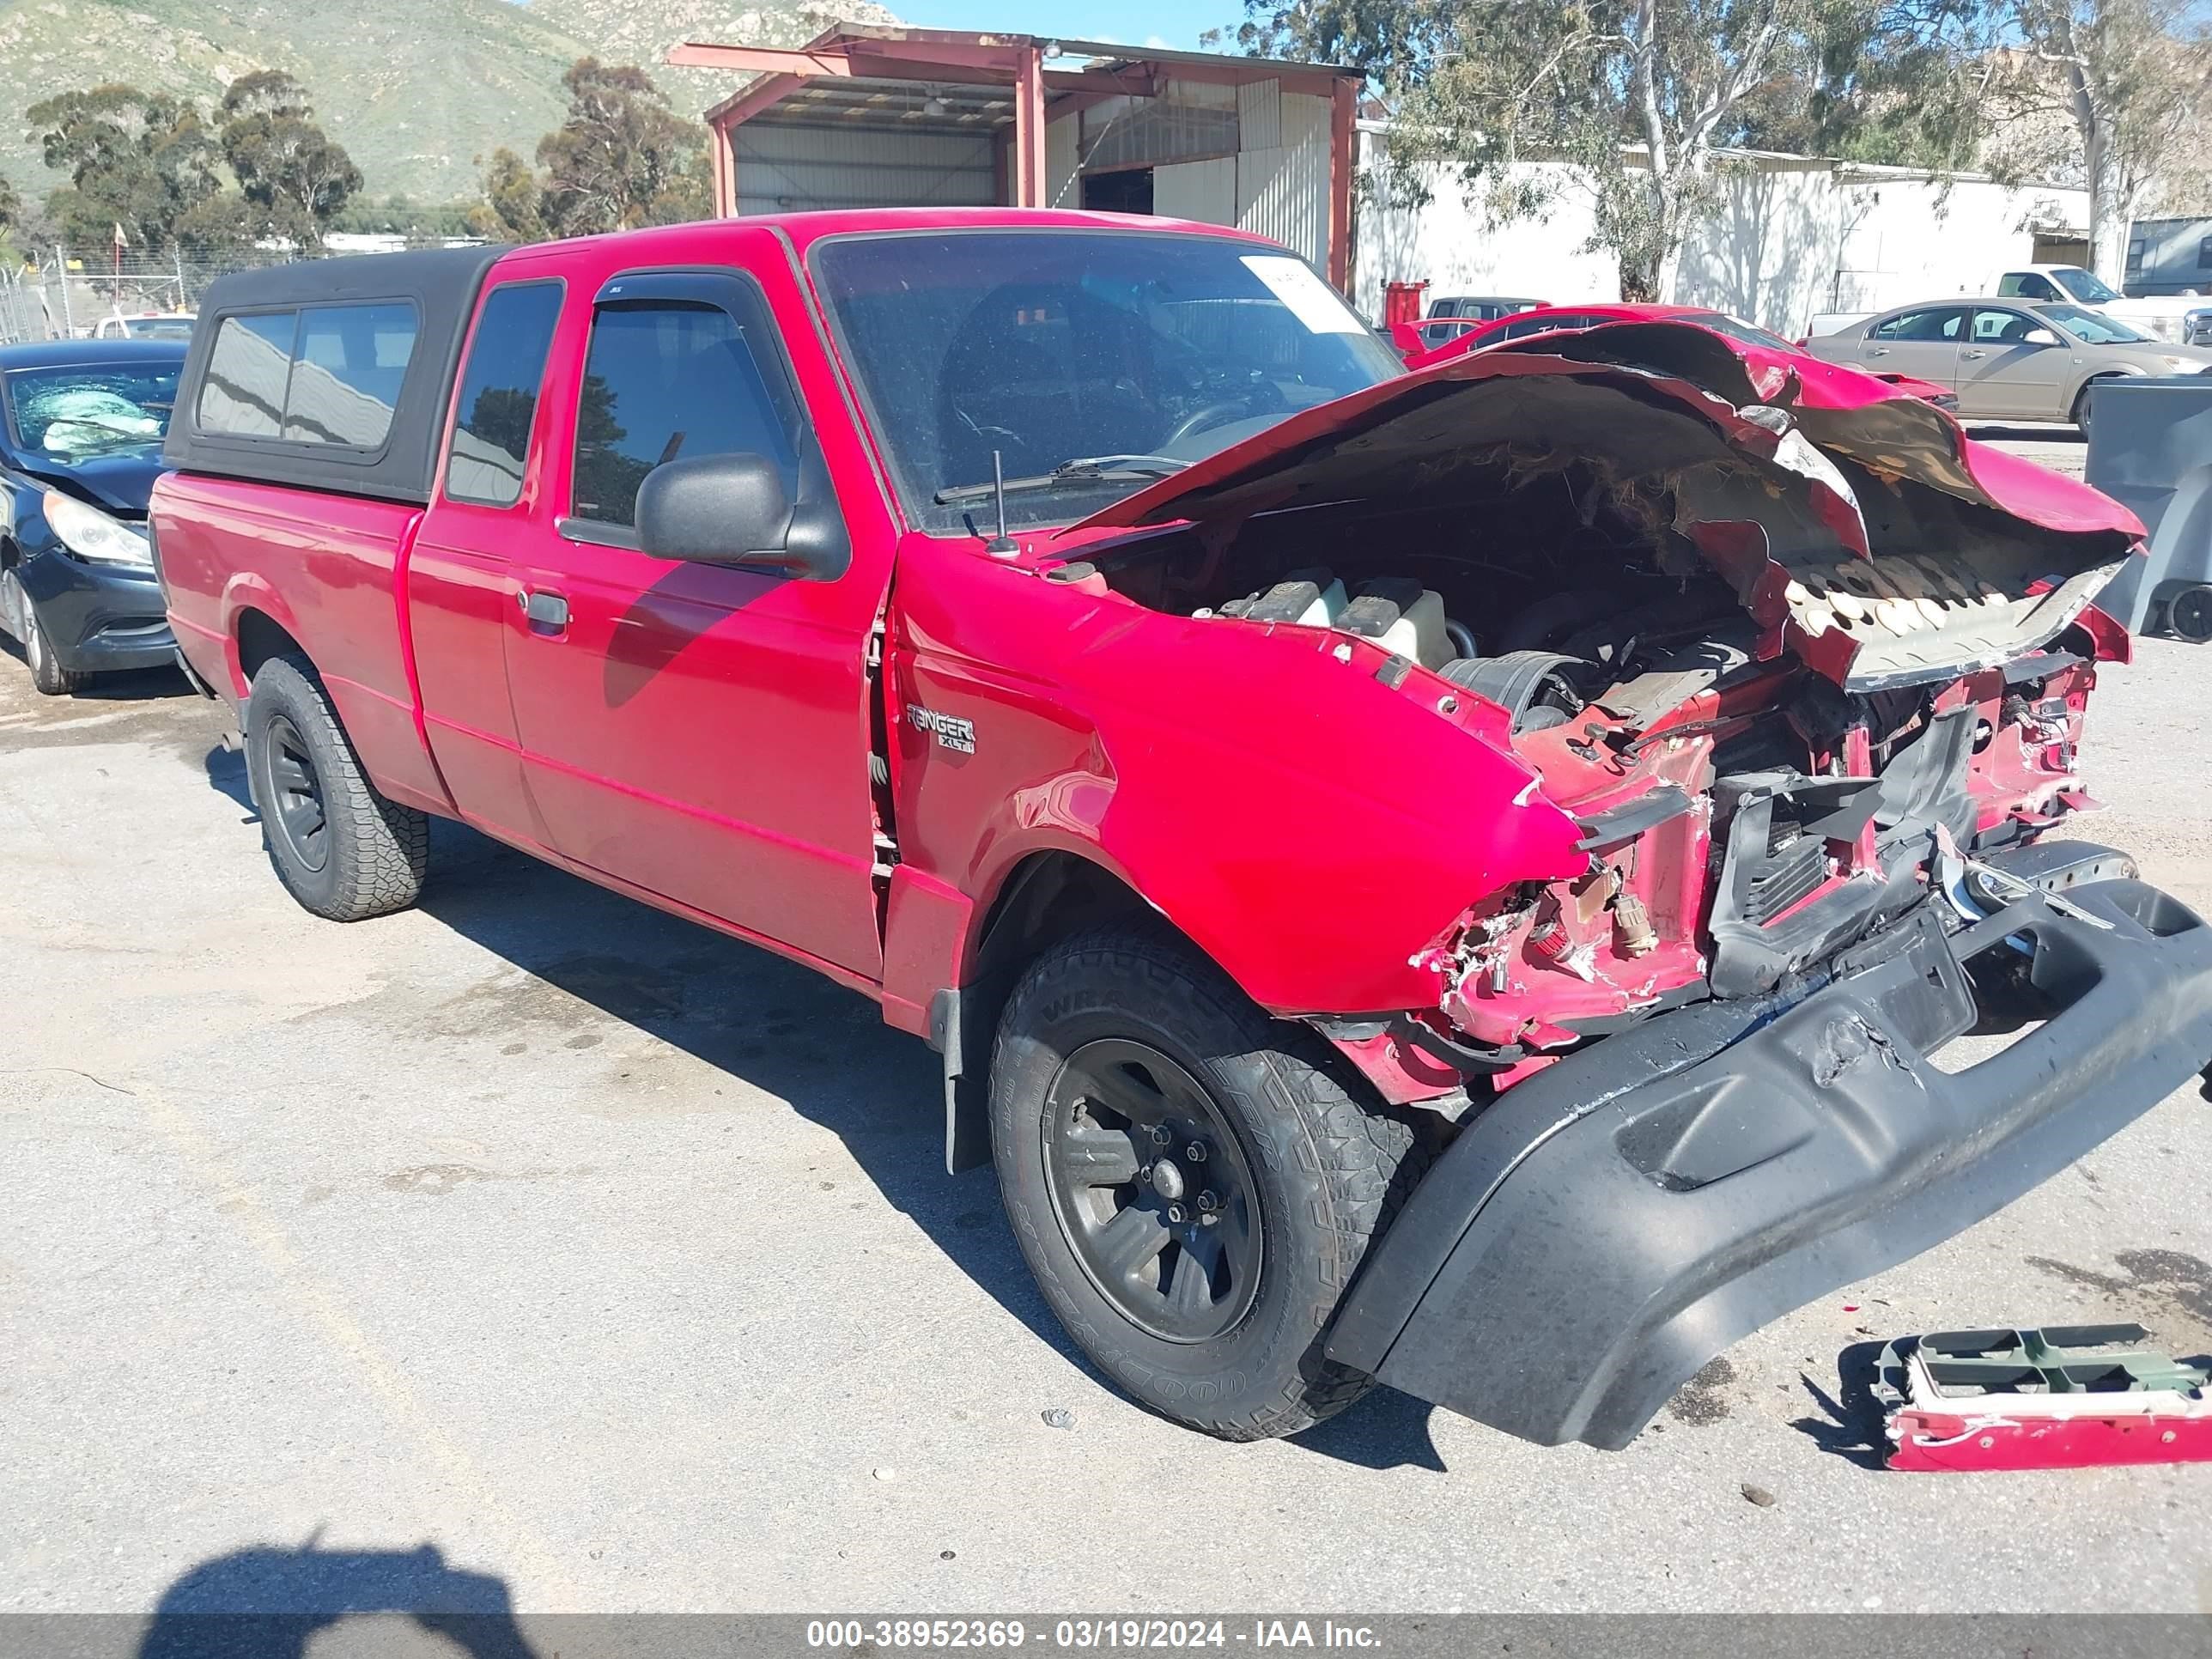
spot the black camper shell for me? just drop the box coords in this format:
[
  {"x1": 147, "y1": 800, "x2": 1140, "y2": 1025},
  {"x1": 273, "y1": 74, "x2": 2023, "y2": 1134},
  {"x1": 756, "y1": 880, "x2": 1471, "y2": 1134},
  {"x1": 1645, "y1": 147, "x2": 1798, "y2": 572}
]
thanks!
[{"x1": 164, "y1": 246, "x2": 508, "y2": 505}]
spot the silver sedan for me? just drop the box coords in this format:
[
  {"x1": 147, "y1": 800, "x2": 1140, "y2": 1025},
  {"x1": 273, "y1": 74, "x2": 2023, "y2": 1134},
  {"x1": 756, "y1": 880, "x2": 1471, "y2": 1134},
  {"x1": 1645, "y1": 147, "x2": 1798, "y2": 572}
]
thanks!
[{"x1": 1805, "y1": 299, "x2": 2212, "y2": 430}]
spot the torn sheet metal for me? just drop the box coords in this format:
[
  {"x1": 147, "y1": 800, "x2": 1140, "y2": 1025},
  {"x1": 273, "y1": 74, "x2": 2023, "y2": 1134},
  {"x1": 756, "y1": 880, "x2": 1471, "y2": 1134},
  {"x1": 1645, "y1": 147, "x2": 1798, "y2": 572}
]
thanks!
[{"x1": 1876, "y1": 1325, "x2": 2212, "y2": 1471}]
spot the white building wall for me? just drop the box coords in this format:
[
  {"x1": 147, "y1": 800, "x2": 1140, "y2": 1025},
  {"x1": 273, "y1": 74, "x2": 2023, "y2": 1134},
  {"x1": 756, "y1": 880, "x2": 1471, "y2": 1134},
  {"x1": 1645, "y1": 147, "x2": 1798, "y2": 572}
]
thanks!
[
  {"x1": 1821, "y1": 176, "x2": 2088, "y2": 316},
  {"x1": 1354, "y1": 131, "x2": 1616, "y2": 321},
  {"x1": 1674, "y1": 161, "x2": 1843, "y2": 334},
  {"x1": 1156, "y1": 156, "x2": 1237, "y2": 225},
  {"x1": 1358, "y1": 125, "x2": 2091, "y2": 332},
  {"x1": 1046, "y1": 111, "x2": 1081, "y2": 210}
]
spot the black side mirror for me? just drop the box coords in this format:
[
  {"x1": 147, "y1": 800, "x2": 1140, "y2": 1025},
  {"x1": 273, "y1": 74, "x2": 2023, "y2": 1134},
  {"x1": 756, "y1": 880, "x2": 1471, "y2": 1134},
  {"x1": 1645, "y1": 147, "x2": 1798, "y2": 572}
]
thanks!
[{"x1": 635, "y1": 452, "x2": 848, "y2": 580}]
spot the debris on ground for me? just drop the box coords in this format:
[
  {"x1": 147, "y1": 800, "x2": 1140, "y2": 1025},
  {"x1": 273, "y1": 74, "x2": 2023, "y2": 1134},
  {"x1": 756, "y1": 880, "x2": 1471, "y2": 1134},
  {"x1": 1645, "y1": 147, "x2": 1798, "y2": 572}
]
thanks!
[{"x1": 1875, "y1": 1324, "x2": 2212, "y2": 1471}]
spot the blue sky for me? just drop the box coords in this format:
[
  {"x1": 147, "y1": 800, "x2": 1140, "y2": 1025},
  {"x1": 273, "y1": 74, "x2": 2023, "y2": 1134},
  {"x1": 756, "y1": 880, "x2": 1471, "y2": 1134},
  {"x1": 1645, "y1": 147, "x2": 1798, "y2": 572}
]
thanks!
[{"x1": 889, "y1": 0, "x2": 1247, "y2": 52}]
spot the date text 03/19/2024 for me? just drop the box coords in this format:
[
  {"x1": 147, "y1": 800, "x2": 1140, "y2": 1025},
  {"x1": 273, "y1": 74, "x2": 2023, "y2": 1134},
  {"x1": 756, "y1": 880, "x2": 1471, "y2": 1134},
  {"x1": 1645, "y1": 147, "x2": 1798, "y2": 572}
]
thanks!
[{"x1": 803, "y1": 1620, "x2": 1384, "y2": 1650}]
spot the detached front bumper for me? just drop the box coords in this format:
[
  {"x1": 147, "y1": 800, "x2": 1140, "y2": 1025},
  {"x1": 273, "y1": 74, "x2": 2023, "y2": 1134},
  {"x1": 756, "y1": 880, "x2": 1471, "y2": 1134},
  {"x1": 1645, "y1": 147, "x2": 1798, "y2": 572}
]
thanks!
[{"x1": 1324, "y1": 867, "x2": 2212, "y2": 1450}]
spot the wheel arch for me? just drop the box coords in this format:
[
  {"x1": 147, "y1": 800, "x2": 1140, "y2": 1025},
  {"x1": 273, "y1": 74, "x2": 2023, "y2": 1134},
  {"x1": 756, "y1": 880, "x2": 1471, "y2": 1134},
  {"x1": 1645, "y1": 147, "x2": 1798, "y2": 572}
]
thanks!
[
  {"x1": 937, "y1": 847, "x2": 1221, "y2": 1175},
  {"x1": 2070, "y1": 368, "x2": 2135, "y2": 424}
]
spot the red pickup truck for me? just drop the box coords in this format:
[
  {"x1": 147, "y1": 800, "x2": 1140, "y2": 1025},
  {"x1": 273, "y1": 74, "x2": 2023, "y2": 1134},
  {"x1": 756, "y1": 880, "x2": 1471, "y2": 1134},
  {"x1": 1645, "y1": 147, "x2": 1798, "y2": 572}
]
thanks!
[{"x1": 152, "y1": 209, "x2": 2212, "y2": 1451}]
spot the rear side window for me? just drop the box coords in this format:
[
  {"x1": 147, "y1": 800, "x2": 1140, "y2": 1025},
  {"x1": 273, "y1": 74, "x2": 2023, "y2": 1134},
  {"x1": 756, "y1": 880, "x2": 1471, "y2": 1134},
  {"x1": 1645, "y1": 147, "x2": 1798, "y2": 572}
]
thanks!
[
  {"x1": 569, "y1": 296, "x2": 797, "y2": 531},
  {"x1": 444, "y1": 281, "x2": 565, "y2": 507},
  {"x1": 198, "y1": 313, "x2": 297, "y2": 437},
  {"x1": 196, "y1": 301, "x2": 418, "y2": 448}
]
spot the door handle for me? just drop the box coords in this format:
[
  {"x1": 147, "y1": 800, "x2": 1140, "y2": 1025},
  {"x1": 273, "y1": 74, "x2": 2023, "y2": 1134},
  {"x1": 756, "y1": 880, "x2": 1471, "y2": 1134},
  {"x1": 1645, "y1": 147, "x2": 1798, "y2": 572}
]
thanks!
[
  {"x1": 518, "y1": 589, "x2": 569, "y2": 628},
  {"x1": 1961, "y1": 349, "x2": 1988, "y2": 360},
  {"x1": 1869, "y1": 346, "x2": 1891, "y2": 356}
]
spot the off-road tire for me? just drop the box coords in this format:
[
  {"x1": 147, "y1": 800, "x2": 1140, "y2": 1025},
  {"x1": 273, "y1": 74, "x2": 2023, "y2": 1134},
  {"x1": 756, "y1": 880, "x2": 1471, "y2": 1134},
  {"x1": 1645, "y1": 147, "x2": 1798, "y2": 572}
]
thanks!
[
  {"x1": 244, "y1": 653, "x2": 428, "y2": 921},
  {"x1": 989, "y1": 928, "x2": 1427, "y2": 1440},
  {"x1": 3, "y1": 568, "x2": 87, "y2": 696}
]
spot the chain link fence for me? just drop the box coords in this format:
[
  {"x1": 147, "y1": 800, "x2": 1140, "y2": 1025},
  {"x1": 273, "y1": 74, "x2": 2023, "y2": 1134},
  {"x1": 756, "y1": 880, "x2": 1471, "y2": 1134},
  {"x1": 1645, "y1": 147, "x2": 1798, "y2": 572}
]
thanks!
[{"x1": 0, "y1": 245, "x2": 308, "y2": 344}]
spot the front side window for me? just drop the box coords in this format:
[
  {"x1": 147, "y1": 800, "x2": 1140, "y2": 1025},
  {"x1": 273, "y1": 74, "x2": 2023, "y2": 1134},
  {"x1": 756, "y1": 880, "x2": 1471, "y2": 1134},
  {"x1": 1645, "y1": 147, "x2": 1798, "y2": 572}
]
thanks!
[
  {"x1": 2197, "y1": 236, "x2": 2212, "y2": 270},
  {"x1": 5, "y1": 362, "x2": 180, "y2": 458},
  {"x1": 569, "y1": 295, "x2": 797, "y2": 531},
  {"x1": 198, "y1": 312, "x2": 297, "y2": 437},
  {"x1": 1971, "y1": 307, "x2": 2043, "y2": 343},
  {"x1": 811, "y1": 230, "x2": 1400, "y2": 532},
  {"x1": 445, "y1": 281, "x2": 565, "y2": 507}
]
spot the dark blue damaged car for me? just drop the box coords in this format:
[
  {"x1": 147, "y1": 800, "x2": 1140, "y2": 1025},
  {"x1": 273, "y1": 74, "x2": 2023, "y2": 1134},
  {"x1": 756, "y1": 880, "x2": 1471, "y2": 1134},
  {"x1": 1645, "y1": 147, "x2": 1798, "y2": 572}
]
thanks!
[{"x1": 0, "y1": 338, "x2": 185, "y2": 695}]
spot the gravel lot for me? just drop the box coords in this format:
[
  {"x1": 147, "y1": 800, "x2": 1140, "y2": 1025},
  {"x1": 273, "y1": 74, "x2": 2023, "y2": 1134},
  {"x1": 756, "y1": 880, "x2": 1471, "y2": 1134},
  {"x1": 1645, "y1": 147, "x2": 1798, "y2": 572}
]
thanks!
[{"x1": 5, "y1": 437, "x2": 2209, "y2": 1618}]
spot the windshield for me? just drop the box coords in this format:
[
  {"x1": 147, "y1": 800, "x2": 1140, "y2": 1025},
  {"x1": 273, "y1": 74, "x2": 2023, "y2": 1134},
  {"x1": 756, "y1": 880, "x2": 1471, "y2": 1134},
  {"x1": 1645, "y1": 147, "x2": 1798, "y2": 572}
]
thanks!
[
  {"x1": 2053, "y1": 267, "x2": 2122, "y2": 304},
  {"x1": 1699, "y1": 313, "x2": 1802, "y2": 353},
  {"x1": 2042, "y1": 303, "x2": 2154, "y2": 345},
  {"x1": 811, "y1": 230, "x2": 1402, "y2": 532},
  {"x1": 3, "y1": 363, "x2": 179, "y2": 459}
]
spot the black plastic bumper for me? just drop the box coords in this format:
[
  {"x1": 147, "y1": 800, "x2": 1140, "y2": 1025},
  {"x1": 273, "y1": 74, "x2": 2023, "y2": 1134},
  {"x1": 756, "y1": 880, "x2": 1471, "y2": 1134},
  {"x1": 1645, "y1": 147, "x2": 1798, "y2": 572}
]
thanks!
[
  {"x1": 1323, "y1": 872, "x2": 2212, "y2": 1450},
  {"x1": 18, "y1": 548, "x2": 173, "y2": 672}
]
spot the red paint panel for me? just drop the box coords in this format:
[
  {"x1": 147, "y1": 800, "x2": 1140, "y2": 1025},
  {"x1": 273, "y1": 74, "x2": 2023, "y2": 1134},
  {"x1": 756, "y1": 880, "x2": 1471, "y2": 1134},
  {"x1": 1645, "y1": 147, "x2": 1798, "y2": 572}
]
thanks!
[
  {"x1": 888, "y1": 535, "x2": 1587, "y2": 1018},
  {"x1": 149, "y1": 472, "x2": 449, "y2": 812}
]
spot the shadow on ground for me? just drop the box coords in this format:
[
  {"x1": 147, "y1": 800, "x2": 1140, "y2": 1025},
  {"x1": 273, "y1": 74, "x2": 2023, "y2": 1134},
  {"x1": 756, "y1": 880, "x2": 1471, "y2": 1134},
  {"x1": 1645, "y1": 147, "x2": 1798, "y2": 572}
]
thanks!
[
  {"x1": 138, "y1": 1540, "x2": 535, "y2": 1658},
  {"x1": 1788, "y1": 1340, "x2": 1891, "y2": 1469},
  {"x1": 0, "y1": 642, "x2": 193, "y2": 702},
  {"x1": 243, "y1": 801, "x2": 1452, "y2": 1471}
]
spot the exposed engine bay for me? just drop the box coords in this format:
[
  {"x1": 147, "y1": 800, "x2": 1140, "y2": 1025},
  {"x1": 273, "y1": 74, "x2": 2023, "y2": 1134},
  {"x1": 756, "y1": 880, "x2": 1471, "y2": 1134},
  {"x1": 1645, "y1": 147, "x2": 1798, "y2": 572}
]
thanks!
[{"x1": 1048, "y1": 343, "x2": 2141, "y2": 1108}]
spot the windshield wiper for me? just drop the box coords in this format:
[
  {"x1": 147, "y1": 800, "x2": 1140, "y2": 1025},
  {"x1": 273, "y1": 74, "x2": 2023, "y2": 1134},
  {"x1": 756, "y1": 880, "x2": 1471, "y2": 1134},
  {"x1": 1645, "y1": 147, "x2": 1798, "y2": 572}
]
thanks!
[{"x1": 933, "y1": 453, "x2": 1189, "y2": 505}]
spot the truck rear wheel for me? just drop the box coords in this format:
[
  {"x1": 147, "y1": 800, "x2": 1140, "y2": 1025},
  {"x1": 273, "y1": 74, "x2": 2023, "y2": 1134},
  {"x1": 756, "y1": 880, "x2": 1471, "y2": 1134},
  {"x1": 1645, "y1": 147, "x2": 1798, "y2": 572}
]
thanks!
[
  {"x1": 989, "y1": 930, "x2": 1424, "y2": 1440},
  {"x1": 244, "y1": 654, "x2": 428, "y2": 921}
]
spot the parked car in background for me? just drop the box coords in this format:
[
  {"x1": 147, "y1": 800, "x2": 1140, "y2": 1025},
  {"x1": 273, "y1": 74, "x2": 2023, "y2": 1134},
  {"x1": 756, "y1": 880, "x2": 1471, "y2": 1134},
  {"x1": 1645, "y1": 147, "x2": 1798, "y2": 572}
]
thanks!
[
  {"x1": 1804, "y1": 299, "x2": 2212, "y2": 431},
  {"x1": 1994, "y1": 265, "x2": 2212, "y2": 347},
  {"x1": 0, "y1": 339, "x2": 183, "y2": 694},
  {"x1": 90, "y1": 312, "x2": 198, "y2": 342},
  {"x1": 149, "y1": 217, "x2": 2212, "y2": 1454},
  {"x1": 1802, "y1": 309, "x2": 1873, "y2": 339},
  {"x1": 1415, "y1": 301, "x2": 1960, "y2": 406},
  {"x1": 1414, "y1": 295, "x2": 1545, "y2": 351}
]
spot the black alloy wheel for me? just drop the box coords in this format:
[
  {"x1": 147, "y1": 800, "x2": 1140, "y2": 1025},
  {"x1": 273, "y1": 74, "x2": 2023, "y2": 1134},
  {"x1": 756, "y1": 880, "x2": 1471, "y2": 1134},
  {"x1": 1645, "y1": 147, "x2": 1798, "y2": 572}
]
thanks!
[
  {"x1": 263, "y1": 711, "x2": 331, "y2": 874},
  {"x1": 1042, "y1": 1037, "x2": 1261, "y2": 1343}
]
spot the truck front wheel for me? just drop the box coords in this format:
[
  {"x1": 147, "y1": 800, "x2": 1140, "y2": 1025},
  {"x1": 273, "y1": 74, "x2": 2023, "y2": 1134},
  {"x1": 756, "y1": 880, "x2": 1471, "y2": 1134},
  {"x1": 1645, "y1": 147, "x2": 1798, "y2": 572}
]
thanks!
[
  {"x1": 243, "y1": 654, "x2": 428, "y2": 921},
  {"x1": 989, "y1": 931, "x2": 1424, "y2": 1440}
]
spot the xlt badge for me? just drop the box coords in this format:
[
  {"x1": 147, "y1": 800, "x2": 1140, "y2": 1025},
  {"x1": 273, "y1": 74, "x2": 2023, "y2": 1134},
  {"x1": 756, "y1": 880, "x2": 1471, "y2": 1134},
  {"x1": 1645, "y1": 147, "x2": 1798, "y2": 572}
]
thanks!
[{"x1": 907, "y1": 704, "x2": 975, "y2": 754}]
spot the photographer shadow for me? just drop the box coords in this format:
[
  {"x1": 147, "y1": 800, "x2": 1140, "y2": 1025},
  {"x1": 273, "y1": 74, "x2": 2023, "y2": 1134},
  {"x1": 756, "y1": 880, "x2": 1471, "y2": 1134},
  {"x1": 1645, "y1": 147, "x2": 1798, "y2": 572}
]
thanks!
[{"x1": 137, "y1": 1540, "x2": 536, "y2": 1659}]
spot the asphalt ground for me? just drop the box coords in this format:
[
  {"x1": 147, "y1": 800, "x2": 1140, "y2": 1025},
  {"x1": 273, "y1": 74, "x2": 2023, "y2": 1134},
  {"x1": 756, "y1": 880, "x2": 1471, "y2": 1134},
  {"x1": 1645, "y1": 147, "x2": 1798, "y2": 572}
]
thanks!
[{"x1": 3, "y1": 434, "x2": 2208, "y2": 1619}]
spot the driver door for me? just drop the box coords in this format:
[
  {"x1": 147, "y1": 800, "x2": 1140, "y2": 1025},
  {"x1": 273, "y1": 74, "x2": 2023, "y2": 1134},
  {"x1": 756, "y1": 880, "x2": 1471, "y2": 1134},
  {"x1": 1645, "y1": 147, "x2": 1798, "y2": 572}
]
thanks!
[{"x1": 495, "y1": 258, "x2": 888, "y2": 980}]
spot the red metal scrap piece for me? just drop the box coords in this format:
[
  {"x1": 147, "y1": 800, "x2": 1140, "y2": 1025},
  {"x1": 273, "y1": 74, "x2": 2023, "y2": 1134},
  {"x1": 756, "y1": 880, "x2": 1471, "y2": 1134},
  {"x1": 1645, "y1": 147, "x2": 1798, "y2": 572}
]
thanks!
[{"x1": 1887, "y1": 1410, "x2": 2212, "y2": 1472}]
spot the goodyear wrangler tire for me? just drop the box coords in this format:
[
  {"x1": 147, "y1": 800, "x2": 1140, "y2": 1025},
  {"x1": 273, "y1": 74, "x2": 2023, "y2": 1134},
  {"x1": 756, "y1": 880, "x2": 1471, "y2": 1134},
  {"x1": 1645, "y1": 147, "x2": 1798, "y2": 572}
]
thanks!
[
  {"x1": 989, "y1": 929, "x2": 1425, "y2": 1440},
  {"x1": 244, "y1": 653, "x2": 428, "y2": 921}
]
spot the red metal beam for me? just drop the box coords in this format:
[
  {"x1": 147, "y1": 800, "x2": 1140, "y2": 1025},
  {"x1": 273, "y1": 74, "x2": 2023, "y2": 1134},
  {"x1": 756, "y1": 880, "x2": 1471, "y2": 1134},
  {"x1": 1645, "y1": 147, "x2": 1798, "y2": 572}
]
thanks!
[
  {"x1": 1328, "y1": 77, "x2": 1357, "y2": 294},
  {"x1": 672, "y1": 42, "x2": 857, "y2": 76},
  {"x1": 1013, "y1": 46, "x2": 1048, "y2": 207}
]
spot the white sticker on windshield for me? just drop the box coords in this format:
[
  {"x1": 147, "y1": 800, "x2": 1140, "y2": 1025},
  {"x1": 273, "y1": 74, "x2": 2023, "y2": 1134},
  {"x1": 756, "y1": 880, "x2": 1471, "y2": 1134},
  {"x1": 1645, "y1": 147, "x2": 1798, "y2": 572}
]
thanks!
[{"x1": 1241, "y1": 255, "x2": 1364, "y2": 335}]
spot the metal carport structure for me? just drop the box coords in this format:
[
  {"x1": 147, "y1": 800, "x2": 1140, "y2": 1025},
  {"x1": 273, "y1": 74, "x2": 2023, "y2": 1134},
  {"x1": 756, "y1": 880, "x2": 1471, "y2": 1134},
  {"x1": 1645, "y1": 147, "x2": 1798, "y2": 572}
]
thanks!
[{"x1": 669, "y1": 25, "x2": 1363, "y2": 291}]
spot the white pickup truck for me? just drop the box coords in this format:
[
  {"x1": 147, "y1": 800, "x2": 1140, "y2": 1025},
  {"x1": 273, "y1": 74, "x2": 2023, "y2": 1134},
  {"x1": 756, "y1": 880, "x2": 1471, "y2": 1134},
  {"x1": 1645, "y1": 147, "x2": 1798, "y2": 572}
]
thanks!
[{"x1": 1997, "y1": 264, "x2": 2212, "y2": 345}]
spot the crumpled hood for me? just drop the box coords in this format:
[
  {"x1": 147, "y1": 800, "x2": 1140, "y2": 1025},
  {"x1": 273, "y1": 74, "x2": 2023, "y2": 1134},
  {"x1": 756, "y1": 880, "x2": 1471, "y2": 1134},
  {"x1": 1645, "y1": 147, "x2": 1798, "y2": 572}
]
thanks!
[
  {"x1": 22, "y1": 447, "x2": 166, "y2": 519},
  {"x1": 1071, "y1": 319, "x2": 2142, "y2": 692}
]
